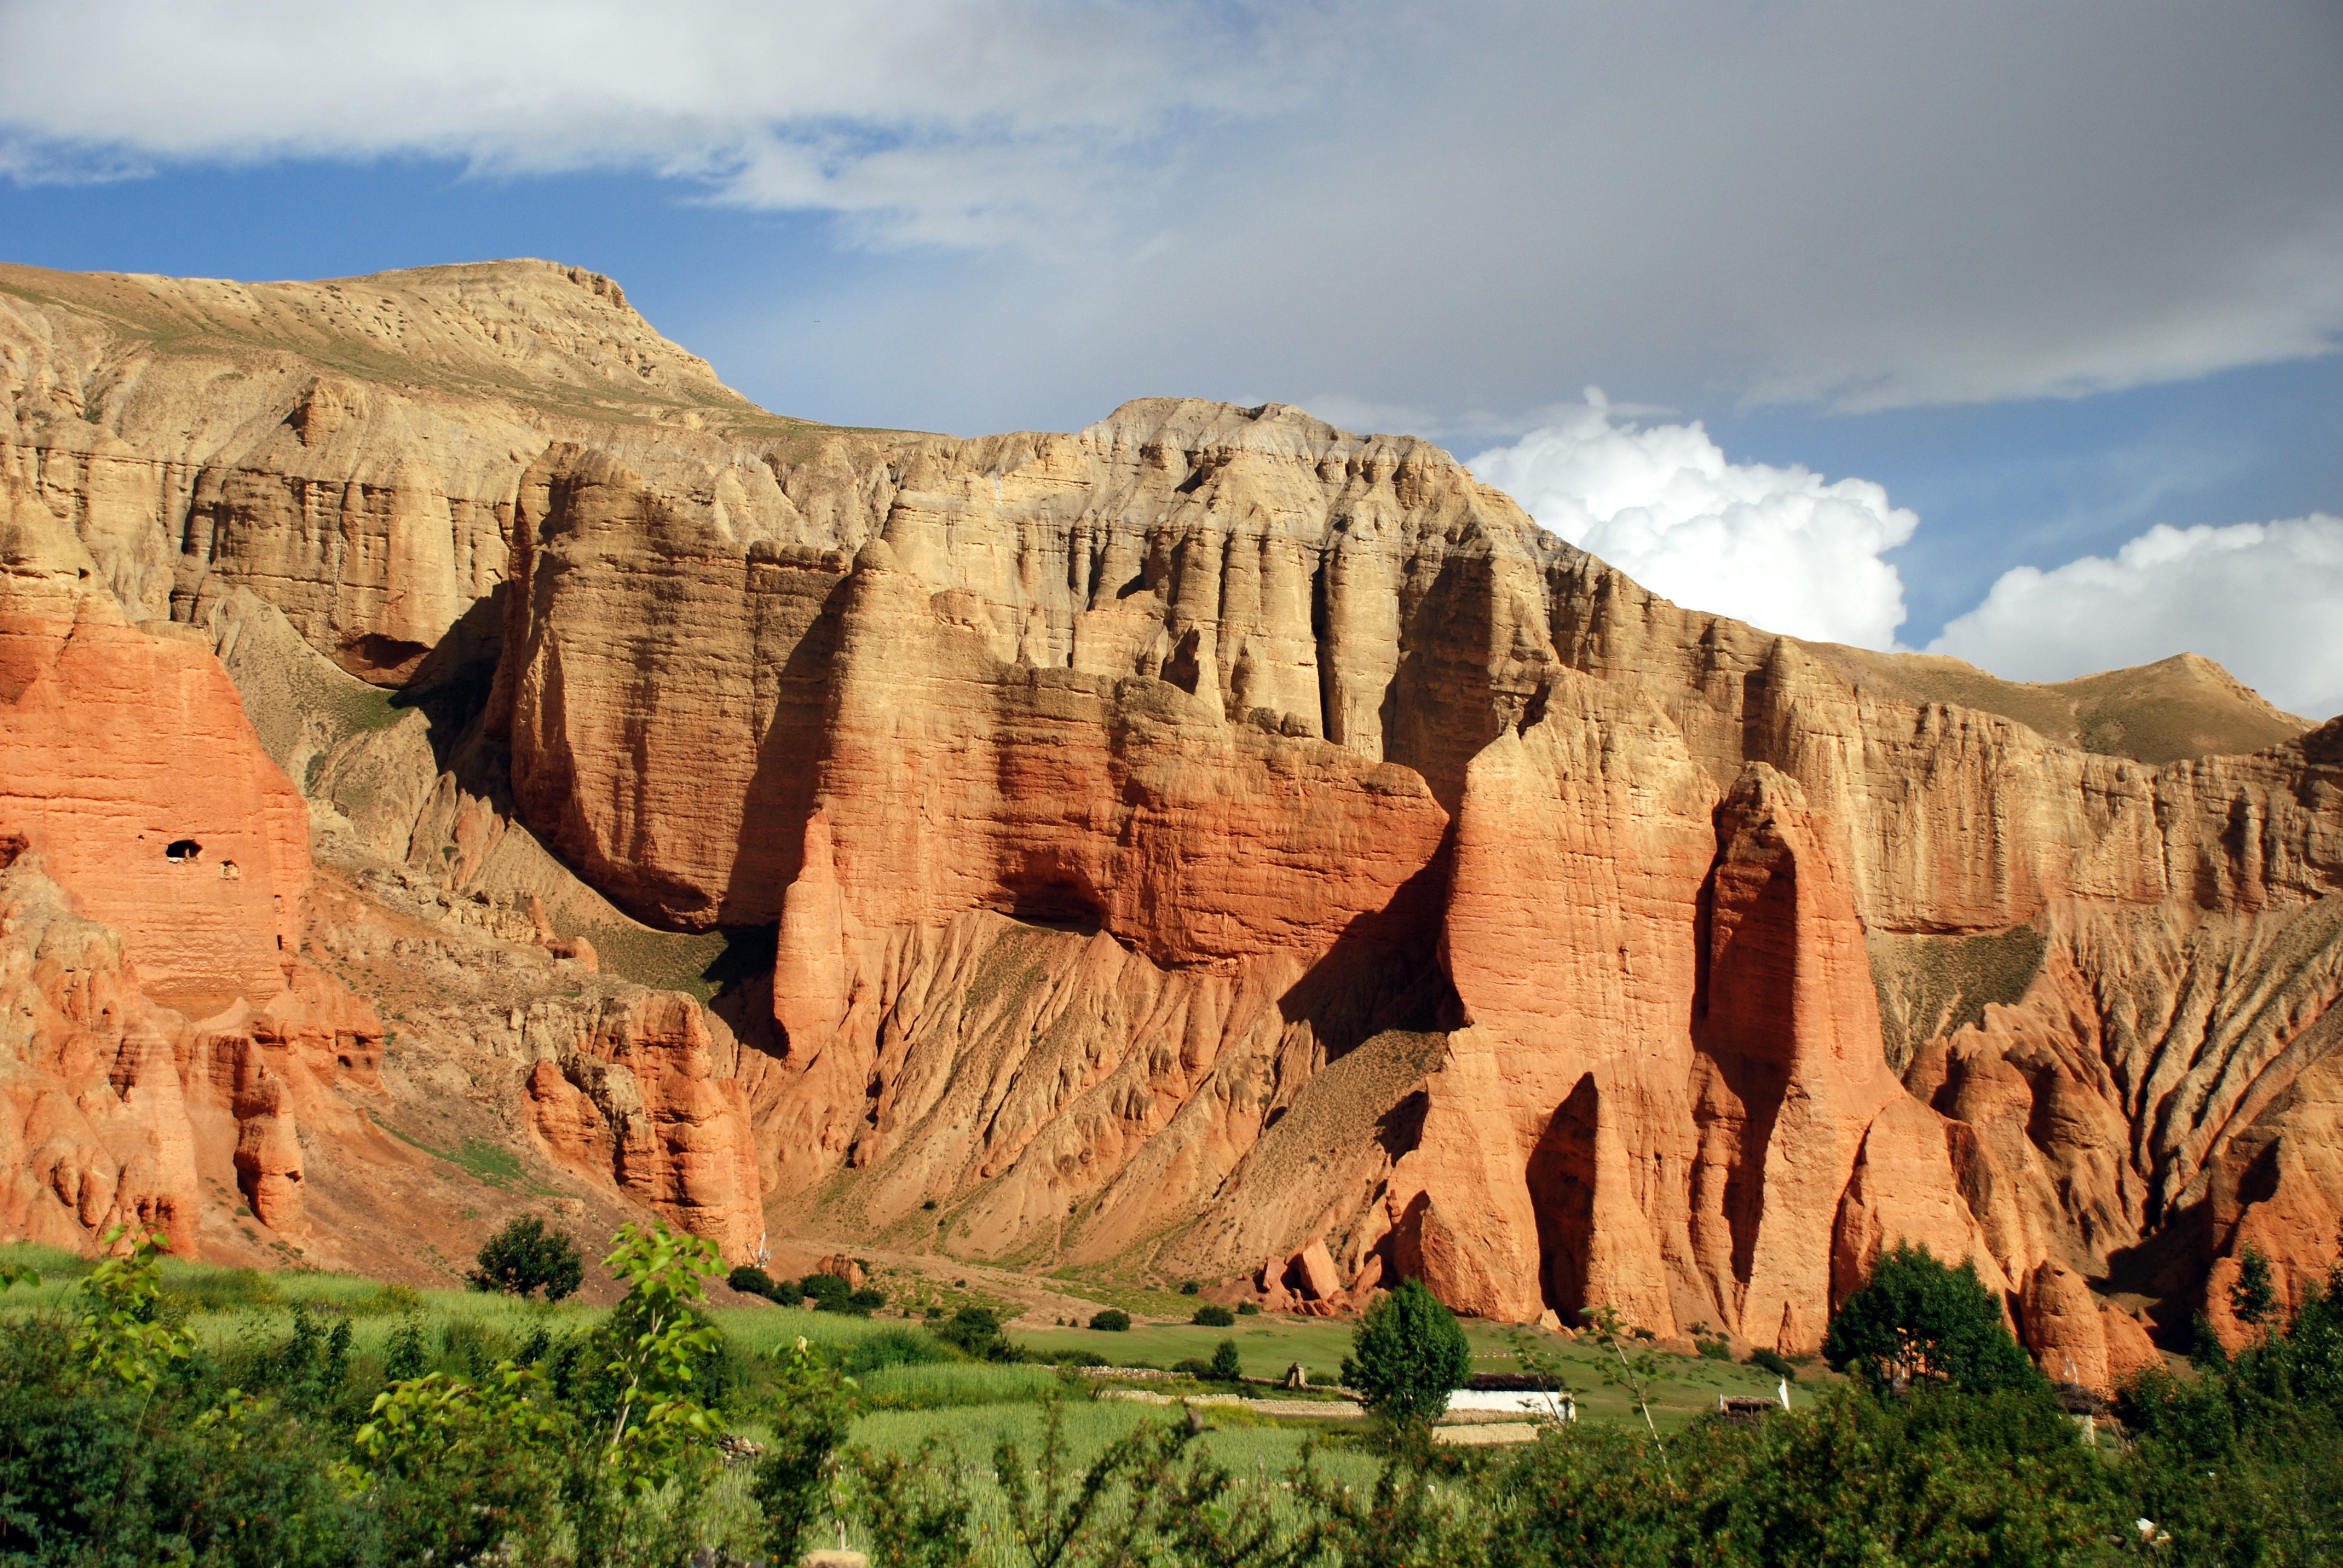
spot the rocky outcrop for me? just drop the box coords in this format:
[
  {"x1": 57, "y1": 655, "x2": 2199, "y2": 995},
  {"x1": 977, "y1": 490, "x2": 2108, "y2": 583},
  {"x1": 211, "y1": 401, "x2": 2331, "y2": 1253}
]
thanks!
[
  {"x1": 1, "y1": 258, "x2": 901, "y2": 685},
  {"x1": 523, "y1": 989, "x2": 764, "y2": 1263},
  {"x1": 1, "y1": 508, "x2": 307, "y2": 1013},
  {"x1": 0, "y1": 846, "x2": 387, "y2": 1252},
  {"x1": 0, "y1": 854, "x2": 203, "y2": 1248},
  {"x1": 7, "y1": 258, "x2": 2341, "y2": 1361}
]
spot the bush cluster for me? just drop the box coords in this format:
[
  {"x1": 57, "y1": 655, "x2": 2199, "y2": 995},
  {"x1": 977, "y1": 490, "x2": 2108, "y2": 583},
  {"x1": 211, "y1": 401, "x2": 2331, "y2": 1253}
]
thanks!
[
  {"x1": 722, "y1": 1264, "x2": 886, "y2": 1316},
  {"x1": 5, "y1": 1233, "x2": 2340, "y2": 1565}
]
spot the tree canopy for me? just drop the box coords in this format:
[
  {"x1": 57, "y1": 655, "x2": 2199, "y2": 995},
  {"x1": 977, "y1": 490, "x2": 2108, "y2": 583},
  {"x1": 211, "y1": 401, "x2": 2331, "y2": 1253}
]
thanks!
[
  {"x1": 1342, "y1": 1276, "x2": 1473, "y2": 1425},
  {"x1": 467, "y1": 1216, "x2": 583, "y2": 1303},
  {"x1": 1823, "y1": 1241, "x2": 2042, "y2": 1394}
]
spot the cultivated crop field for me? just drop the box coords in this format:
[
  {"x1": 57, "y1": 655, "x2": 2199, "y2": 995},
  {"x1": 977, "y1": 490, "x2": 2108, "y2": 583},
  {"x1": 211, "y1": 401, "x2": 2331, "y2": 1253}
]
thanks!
[{"x1": 0, "y1": 1239, "x2": 1820, "y2": 1563}]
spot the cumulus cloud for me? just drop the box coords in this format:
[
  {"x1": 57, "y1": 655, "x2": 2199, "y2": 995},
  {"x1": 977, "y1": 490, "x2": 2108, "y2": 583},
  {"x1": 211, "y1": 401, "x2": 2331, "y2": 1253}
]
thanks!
[
  {"x1": 1929, "y1": 517, "x2": 2343, "y2": 721},
  {"x1": 1468, "y1": 396, "x2": 1918, "y2": 648}
]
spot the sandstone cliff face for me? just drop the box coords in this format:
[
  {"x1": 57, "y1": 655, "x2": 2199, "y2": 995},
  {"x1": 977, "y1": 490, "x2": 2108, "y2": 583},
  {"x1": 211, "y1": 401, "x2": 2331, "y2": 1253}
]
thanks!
[
  {"x1": 0, "y1": 508, "x2": 307, "y2": 1013},
  {"x1": 523, "y1": 988, "x2": 764, "y2": 1263},
  {"x1": 496, "y1": 391, "x2": 2338, "y2": 1371},
  {"x1": 1, "y1": 258, "x2": 900, "y2": 684},
  {"x1": 6, "y1": 260, "x2": 2341, "y2": 1379}
]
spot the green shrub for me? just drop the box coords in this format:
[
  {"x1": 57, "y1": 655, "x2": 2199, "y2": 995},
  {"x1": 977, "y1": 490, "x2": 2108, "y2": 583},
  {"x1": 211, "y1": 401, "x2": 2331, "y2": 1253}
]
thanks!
[
  {"x1": 1746, "y1": 1345, "x2": 1798, "y2": 1380},
  {"x1": 1180, "y1": 1280, "x2": 1201, "y2": 1295},
  {"x1": 727, "y1": 1263, "x2": 782, "y2": 1301},
  {"x1": 1210, "y1": 1339, "x2": 1243, "y2": 1382},
  {"x1": 934, "y1": 1305, "x2": 1011, "y2": 1361},
  {"x1": 1193, "y1": 1302, "x2": 1235, "y2": 1327},
  {"x1": 1697, "y1": 1336, "x2": 1732, "y2": 1361},
  {"x1": 2230, "y1": 1244, "x2": 2279, "y2": 1329},
  {"x1": 1342, "y1": 1277, "x2": 1470, "y2": 1426},
  {"x1": 467, "y1": 1215, "x2": 583, "y2": 1302},
  {"x1": 1237, "y1": 1301, "x2": 1260, "y2": 1316},
  {"x1": 801, "y1": 1272, "x2": 851, "y2": 1311},
  {"x1": 755, "y1": 1340, "x2": 853, "y2": 1561},
  {"x1": 1823, "y1": 1241, "x2": 2042, "y2": 1395},
  {"x1": 1089, "y1": 1309, "x2": 1132, "y2": 1333}
]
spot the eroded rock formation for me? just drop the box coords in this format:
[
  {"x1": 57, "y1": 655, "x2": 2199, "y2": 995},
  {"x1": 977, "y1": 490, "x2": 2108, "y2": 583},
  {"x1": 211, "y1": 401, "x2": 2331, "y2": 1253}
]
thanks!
[{"x1": 6, "y1": 259, "x2": 2341, "y2": 1380}]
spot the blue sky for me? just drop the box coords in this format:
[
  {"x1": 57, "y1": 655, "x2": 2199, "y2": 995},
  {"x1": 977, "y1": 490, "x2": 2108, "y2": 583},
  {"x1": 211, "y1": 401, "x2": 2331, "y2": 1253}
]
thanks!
[{"x1": 2, "y1": 1, "x2": 2338, "y2": 712}]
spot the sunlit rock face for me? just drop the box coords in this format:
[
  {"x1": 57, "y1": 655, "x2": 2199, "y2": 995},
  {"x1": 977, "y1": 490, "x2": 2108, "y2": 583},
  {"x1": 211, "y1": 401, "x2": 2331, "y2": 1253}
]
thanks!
[{"x1": 6, "y1": 261, "x2": 2342, "y2": 1376}]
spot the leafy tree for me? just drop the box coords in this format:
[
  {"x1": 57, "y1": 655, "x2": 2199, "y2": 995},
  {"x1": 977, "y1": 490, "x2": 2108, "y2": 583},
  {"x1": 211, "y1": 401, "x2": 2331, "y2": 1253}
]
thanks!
[
  {"x1": 1090, "y1": 1308, "x2": 1132, "y2": 1333},
  {"x1": 2116, "y1": 1242, "x2": 2343, "y2": 1561},
  {"x1": 384, "y1": 1316, "x2": 428, "y2": 1382},
  {"x1": 563, "y1": 1221, "x2": 729, "y2": 1567},
  {"x1": 2230, "y1": 1245, "x2": 2279, "y2": 1330},
  {"x1": 936, "y1": 1305, "x2": 1010, "y2": 1361},
  {"x1": 1209, "y1": 1339, "x2": 1244, "y2": 1382},
  {"x1": 73, "y1": 1226, "x2": 195, "y2": 1393},
  {"x1": 469, "y1": 1215, "x2": 585, "y2": 1302},
  {"x1": 754, "y1": 1337, "x2": 854, "y2": 1563},
  {"x1": 1341, "y1": 1276, "x2": 1472, "y2": 1426},
  {"x1": 1823, "y1": 1241, "x2": 2043, "y2": 1395},
  {"x1": 1193, "y1": 1302, "x2": 1236, "y2": 1327},
  {"x1": 351, "y1": 1361, "x2": 565, "y2": 1563},
  {"x1": 594, "y1": 1220, "x2": 725, "y2": 1477}
]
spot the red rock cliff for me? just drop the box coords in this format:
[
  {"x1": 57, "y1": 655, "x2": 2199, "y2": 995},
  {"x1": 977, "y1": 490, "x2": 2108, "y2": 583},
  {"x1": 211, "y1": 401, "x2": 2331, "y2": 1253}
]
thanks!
[{"x1": 6, "y1": 263, "x2": 2341, "y2": 1373}]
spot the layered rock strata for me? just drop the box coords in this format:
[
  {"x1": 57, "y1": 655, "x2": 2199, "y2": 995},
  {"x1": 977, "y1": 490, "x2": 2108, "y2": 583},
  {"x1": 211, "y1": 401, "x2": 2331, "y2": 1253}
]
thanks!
[
  {"x1": 5, "y1": 261, "x2": 2341, "y2": 1383},
  {"x1": 490, "y1": 393, "x2": 2339, "y2": 1375}
]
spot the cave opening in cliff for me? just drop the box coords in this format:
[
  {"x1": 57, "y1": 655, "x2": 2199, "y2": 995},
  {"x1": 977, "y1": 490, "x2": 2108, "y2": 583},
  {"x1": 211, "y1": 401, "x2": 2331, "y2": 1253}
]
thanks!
[
  {"x1": 1000, "y1": 867, "x2": 1108, "y2": 936},
  {"x1": 164, "y1": 839, "x2": 202, "y2": 863}
]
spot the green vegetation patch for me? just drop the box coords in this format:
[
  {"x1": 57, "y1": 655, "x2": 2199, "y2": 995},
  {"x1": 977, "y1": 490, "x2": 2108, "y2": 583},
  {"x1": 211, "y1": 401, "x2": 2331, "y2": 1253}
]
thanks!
[
  {"x1": 577, "y1": 922, "x2": 767, "y2": 1001},
  {"x1": 1868, "y1": 923, "x2": 2049, "y2": 1073},
  {"x1": 371, "y1": 1115, "x2": 562, "y2": 1197}
]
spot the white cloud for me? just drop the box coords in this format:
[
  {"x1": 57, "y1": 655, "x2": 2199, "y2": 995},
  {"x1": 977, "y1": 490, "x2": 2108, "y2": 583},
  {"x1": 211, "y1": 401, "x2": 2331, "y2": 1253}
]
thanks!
[
  {"x1": 0, "y1": 0, "x2": 1306, "y2": 250},
  {"x1": 1468, "y1": 394, "x2": 1918, "y2": 648},
  {"x1": 1, "y1": 1, "x2": 2338, "y2": 417},
  {"x1": 1928, "y1": 517, "x2": 2343, "y2": 722}
]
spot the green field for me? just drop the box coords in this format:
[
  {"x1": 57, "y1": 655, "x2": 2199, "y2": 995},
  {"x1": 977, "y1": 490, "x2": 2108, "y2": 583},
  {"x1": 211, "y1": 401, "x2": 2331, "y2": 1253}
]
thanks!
[
  {"x1": 0, "y1": 1239, "x2": 1810, "y2": 1433},
  {"x1": 1014, "y1": 1311, "x2": 1807, "y2": 1428}
]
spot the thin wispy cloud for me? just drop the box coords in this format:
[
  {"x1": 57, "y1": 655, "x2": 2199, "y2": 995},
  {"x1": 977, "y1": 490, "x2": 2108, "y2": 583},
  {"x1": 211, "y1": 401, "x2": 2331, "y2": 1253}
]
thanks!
[{"x1": 0, "y1": 1, "x2": 1308, "y2": 248}]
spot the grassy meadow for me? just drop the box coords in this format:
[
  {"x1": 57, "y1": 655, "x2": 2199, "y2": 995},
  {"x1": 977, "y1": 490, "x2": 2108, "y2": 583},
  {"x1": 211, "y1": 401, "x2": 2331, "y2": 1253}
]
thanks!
[
  {"x1": 8, "y1": 1236, "x2": 2333, "y2": 1564},
  {"x1": 0, "y1": 1237, "x2": 1811, "y2": 1437}
]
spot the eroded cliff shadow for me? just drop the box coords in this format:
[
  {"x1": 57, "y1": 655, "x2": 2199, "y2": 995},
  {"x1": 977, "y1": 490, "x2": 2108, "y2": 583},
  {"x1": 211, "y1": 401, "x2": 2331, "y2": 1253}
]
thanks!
[
  {"x1": 393, "y1": 588, "x2": 508, "y2": 783},
  {"x1": 1526, "y1": 1073, "x2": 1600, "y2": 1316},
  {"x1": 716, "y1": 560, "x2": 856, "y2": 928},
  {"x1": 1383, "y1": 550, "x2": 1539, "y2": 815},
  {"x1": 1273, "y1": 817, "x2": 1463, "y2": 1068},
  {"x1": 1689, "y1": 817, "x2": 1800, "y2": 1298}
]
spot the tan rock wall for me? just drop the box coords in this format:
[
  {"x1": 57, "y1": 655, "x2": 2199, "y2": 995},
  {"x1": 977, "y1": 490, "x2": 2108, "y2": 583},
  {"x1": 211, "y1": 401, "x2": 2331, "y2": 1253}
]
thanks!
[{"x1": 9, "y1": 256, "x2": 2343, "y2": 1360}]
